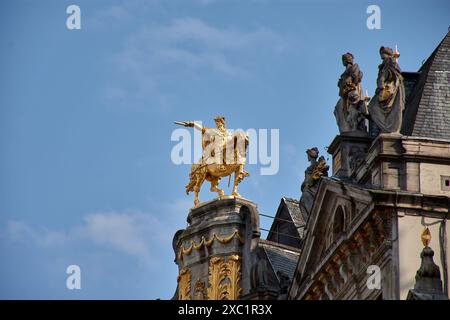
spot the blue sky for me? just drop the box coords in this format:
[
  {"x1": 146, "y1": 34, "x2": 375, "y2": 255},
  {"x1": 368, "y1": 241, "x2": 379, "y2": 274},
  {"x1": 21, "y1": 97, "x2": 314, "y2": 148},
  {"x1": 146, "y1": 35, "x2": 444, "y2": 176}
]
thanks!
[{"x1": 0, "y1": 0, "x2": 448, "y2": 299}]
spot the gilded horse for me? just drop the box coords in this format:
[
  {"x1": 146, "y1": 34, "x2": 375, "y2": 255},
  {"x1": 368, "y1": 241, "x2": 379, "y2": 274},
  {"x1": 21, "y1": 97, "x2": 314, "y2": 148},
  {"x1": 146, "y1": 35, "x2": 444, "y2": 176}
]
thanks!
[{"x1": 176, "y1": 117, "x2": 249, "y2": 206}]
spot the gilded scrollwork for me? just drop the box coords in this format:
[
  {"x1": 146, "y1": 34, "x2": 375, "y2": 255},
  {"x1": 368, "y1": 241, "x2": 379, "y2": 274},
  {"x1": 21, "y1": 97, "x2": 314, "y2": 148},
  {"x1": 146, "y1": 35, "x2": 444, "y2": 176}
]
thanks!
[
  {"x1": 207, "y1": 256, "x2": 230, "y2": 300},
  {"x1": 177, "y1": 267, "x2": 191, "y2": 300},
  {"x1": 194, "y1": 279, "x2": 206, "y2": 300},
  {"x1": 206, "y1": 255, "x2": 242, "y2": 300},
  {"x1": 227, "y1": 255, "x2": 242, "y2": 300}
]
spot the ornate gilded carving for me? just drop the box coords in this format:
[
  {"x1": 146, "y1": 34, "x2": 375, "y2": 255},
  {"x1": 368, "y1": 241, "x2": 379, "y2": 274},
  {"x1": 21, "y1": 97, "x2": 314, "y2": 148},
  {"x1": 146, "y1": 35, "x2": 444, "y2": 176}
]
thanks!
[
  {"x1": 227, "y1": 255, "x2": 242, "y2": 300},
  {"x1": 177, "y1": 267, "x2": 191, "y2": 300},
  {"x1": 194, "y1": 279, "x2": 206, "y2": 300},
  {"x1": 207, "y1": 256, "x2": 230, "y2": 300},
  {"x1": 206, "y1": 255, "x2": 242, "y2": 300},
  {"x1": 178, "y1": 230, "x2": 245, "y2": 261}
]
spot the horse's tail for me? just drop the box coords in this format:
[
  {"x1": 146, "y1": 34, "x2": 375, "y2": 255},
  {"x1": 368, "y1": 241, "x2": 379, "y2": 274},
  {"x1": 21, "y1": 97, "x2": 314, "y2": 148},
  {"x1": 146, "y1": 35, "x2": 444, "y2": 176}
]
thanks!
[
  {"x1": 185, "y1": 163, "x2": 203, "y2": 194},
  {"x1": 185, "y1": 165, "x2": 196, "y2": 194},
  {"x1": 185, "y1": 180, "x2": 195, "y2": 195}
]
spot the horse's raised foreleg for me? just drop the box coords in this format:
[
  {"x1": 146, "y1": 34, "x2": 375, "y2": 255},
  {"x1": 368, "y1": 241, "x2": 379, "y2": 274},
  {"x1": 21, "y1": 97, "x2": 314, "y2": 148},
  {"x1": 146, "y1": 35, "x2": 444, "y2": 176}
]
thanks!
[{"x1": 210, "y1": 177, "x2": 224, "y2": 198}]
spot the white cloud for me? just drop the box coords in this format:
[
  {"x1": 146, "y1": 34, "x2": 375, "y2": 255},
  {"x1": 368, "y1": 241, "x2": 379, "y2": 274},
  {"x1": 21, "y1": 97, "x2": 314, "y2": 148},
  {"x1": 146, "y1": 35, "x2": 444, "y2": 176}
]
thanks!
[
  {"x1": 86, "y1": 1, "x2": 160, "y2": 30},
  {"x1": 144, "y1": 17, "x2": 280, "y2": 51},
  {"x1": 7, "y1": 220, "x2": 68, "y2": 246},
  {"x1": 5, "y1": 206, "x2": 186, "y2": 266},
  {"x1": 103, "y1": 17, "x2": 290, "y2": 110},
  {"x1": 102, "y1": 5, "x2": 132, "y2": 21},
  {"x1": 192, "y1": 0, "x2": 270, "y2": 5},
  {"x1": 193, "y1": 0, "x2": 217, "y2": 4},
  {"x1": 79, "y1": 212, "x2": 154, "y2": 265},
  {"x1": 120, "y1": 17, "x2": 287, "y2": 74},
  {"x1": 86, "y1": 4, "x2": 133, "y2": 31}
]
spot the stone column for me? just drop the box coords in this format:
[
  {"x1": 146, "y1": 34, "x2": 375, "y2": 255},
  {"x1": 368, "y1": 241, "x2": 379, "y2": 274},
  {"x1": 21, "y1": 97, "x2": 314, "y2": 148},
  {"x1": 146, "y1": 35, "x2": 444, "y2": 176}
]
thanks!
[{"x1": 173, "y1": 197, "x2": 260, "y2": 300}]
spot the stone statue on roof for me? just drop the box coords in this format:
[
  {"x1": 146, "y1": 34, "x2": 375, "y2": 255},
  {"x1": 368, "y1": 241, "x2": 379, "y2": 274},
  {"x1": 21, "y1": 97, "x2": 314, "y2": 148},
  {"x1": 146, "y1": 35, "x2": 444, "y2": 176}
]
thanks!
[
  {"x1": 299, "y1": 148, "x2": 329, "y2": 217},
  {"x1": 334, "y1": 52, "x2": 369, "y2": 134},
  {"x1": 368, "y1": 46, "x2": 406, "y2": 134}
]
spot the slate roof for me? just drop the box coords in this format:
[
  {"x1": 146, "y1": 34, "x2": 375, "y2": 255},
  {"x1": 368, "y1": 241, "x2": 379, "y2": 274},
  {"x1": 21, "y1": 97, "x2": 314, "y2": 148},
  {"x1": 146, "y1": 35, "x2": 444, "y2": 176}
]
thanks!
[
  {"x1": 259, "y1": 240, "x2": 300, "y2": 281},
  {"x1": 282, "y1": 197, "x2": 306, "y2": 230},
  {"x1": 406, "y1": 290, "x2": 449, "y2": 300},
  {"x1": 267, "y1": 197, "x2": 306, "y2": 243},
  {"x1": 402, "y1": 31, "x2": 450, "y2": 139}
]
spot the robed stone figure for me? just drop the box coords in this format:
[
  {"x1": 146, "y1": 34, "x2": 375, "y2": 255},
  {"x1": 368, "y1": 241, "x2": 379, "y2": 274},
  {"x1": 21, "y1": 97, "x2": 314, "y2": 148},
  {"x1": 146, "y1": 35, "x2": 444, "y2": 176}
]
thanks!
[
  {"x1": 334, "y1": 52, "x2": 367, "y2": 134},
  {"x1": 368, "y1": 46, "x2": 405, "y2": 134},
  {"x1": 299, "y1": 148, "x2": 329, "y2": 217}
]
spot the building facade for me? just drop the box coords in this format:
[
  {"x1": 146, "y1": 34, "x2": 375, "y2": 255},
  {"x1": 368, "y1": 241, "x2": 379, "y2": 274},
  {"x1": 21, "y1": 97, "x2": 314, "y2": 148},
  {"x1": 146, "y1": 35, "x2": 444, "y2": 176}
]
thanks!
[{"x1": 172, "y1": 31, "x2": 450, "y2": 300}]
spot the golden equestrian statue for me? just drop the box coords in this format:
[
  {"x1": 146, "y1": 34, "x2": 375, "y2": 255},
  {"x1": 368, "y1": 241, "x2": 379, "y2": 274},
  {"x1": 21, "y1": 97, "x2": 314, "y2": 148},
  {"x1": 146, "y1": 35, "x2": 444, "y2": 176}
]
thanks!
[{"x1": 175, "y1": 116, "x2": 249, "y2": 206}]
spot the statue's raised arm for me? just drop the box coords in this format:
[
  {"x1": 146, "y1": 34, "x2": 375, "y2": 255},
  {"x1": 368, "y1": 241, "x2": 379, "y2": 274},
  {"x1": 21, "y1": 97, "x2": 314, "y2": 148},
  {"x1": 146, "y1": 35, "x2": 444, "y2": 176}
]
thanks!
[{"x1": 174, "y1": 121, "x2": 203, "y2": 131}]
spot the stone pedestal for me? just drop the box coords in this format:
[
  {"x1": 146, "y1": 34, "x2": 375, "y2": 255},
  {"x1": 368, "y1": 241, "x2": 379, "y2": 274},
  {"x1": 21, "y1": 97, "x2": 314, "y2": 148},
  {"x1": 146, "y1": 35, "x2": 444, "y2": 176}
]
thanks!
[
  {"x1": 328, "y1": 133, "x2": 373, "y2": 178},
  {"x1": 173, "y1": 197, "x2": 260, "y2": 300}
]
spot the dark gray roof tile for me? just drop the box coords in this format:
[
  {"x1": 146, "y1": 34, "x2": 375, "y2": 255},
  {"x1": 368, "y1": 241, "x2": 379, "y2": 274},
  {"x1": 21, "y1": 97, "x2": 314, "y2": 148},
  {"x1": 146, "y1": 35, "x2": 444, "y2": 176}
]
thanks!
[
  {"x1": 282, "y1": 197, "x2": 306, "y2": 230},
  {"x1": 259, "y1": 240, "x2": 300, "y2": 281},
  {"x1": 402, "y1": 31, "x2": 450, "y2": 139}
]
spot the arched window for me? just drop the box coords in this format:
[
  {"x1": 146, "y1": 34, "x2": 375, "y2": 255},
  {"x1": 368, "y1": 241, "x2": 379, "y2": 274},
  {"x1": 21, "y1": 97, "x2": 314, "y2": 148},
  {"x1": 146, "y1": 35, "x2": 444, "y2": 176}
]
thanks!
[{"x1": 333, "y1": 206, "x2": 346, "y2": 241}]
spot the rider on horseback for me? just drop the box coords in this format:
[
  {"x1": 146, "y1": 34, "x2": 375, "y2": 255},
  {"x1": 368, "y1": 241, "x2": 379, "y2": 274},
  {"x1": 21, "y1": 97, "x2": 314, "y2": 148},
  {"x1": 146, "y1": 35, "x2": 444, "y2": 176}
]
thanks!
[
  {"x1": 179, "y1": 116, "x2": 248, "y2": 175},
  {"x1": 175, "y1": 116, "x2": 249, "y2": 206}
]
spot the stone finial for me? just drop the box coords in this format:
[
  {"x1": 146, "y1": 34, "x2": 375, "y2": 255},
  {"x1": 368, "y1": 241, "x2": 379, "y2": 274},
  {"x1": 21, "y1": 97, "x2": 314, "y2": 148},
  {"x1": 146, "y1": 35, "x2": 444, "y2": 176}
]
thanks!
[
  {"x1": 415, "y1": 247, "x2": 441, "y2": 285},
  {"x1": 415, "y1": 228, "x2": 441, "y2": 287},
  {"x1": 407, "y1": 228, "x2": 448, "y2": 300}
]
